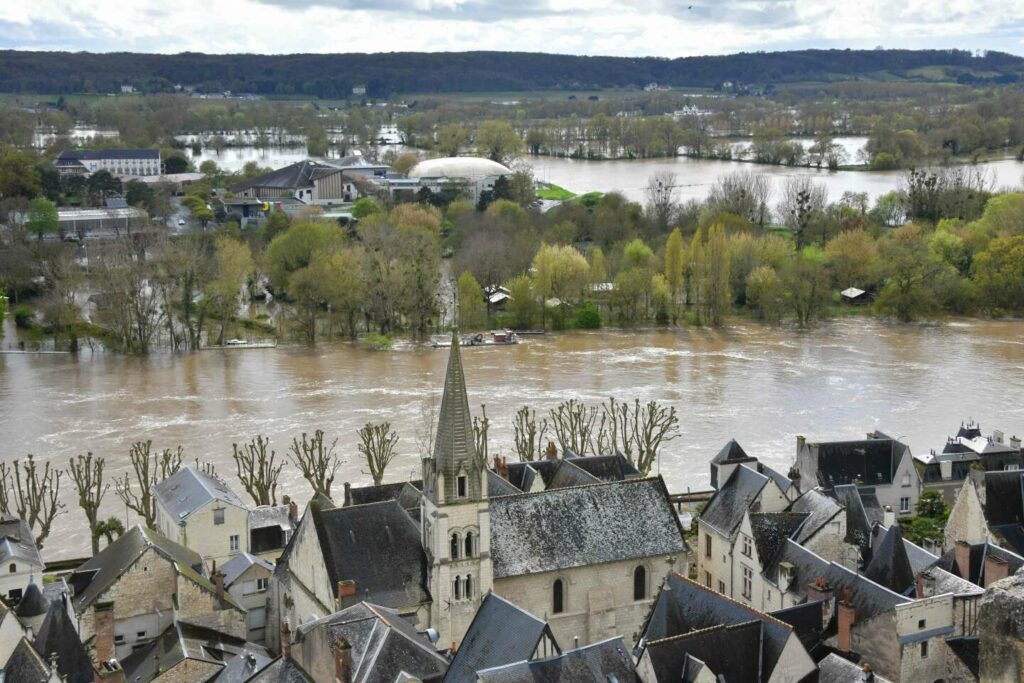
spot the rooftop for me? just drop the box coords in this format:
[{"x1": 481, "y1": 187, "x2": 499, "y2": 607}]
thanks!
[
  {"x1": 476, "y1": 636, "x2": 636, "y2": 683},
  {"x1": 154, "y1": 466, "x2": 248, "y2": 521},
  {"x1": 700, "y1": 464, "x2": 770, "y2": 535}
]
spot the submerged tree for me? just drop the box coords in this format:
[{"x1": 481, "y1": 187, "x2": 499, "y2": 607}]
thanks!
[
  {"x1": 67, "y1": 452, "x2": 108, "y2": 555},
  {"x1": 512, "y1": 406, "x2": 549, "y2": 462},
  {"x1": 0, "y1": 456, "x2": 66, "y2": 548},
  {"x1": 233, "y1": 435, "x2": 283, "y2": 506},
  {"x1": 359, "y1": 422, "x2": 400, "y2": 486},
  {"x1": 549, "y1": 399, "x2": 598, "y2": 456},
  {"x1": 288, "y1": 430, "x2": 341, "y2": 498},
  {"x1": 115, "y1": 441, "x2": 183, "y2": 529}
]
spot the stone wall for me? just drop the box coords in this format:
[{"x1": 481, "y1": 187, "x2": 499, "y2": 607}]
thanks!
[
  {"x1": 979, "y1": 569, "x2": 1024, "y2": 682},
  {"x1": 176, "y1": 573, "x2": 246, "y2": 640}
]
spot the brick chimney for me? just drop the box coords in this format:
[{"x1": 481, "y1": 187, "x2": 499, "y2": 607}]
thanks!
[
  {"x1": 282, "y1": 621, "x2": 292, "y2": 660},
  {"x1": 916, "y1": 570, "x2": 936, "y2": 599},
  {"x1": 288, "y1": 499, "x2": 299, "y2": 525},
  {"x1": 499, "y1": 456, "x2": 509, "y2": 480},
  {"x1": 336, "y1": 580, "x2": 356, "y2": 607},
  {"x1": 213, "y1": 567, "x2": 225, "y2": 604},
  {"x1": 955, "y1": 540, "x2": 972, "y2": 580},
  {"x1": 94, "y1": 601, "x2": 116, "y2": 667},
  {"x1": 282, "y1": 494, "x2": 291, "y2": 506},
  {"x1": 332, "y1": 636, "x2": 353, "y2": 683},
  {"x1": 805, "y1": 578, "x2": 835, "y2": 625},
  {"x1": 343, "y1": 482, "x2": 352, "y2": 507},
  {"x1": 984, "y1": 553, "x2": 1009, "y2": 587},
  {"x1": 545, "y1": 441, "x2": 558, "y2": 460},
  {"x1": 837, "y1": 593, "x2": 856, "y2": 652}
]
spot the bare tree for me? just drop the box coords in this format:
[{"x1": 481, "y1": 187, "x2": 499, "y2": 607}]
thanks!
[
  {"x1": 115, "y1": 441, "x2": 183, "y2": 529},
  {"x1": 473, "y1": 405, "x2": 490, "y2": 468},
  {"x1": 288, "y1": 430, "x2": 341, "y2": 498},
  {"x1": 1, "y1": 455, "x2": 66, "y2": 548},
  {"x1": 776, "y1": 177, "x2": 827, "y2": 249},
  {"x1": 513, "y1": 406, "x2": 549, "y2": 462},
  {"x1": 596, "y1": 398, "x2": 680, "y2": 476},
  {"x1": 68, "y1": 452, "x2": 108, "y2": 555},
  {"x1": 707, "y1": 171, "x2": 772, "y2": 228},
  {"x1": 233, "y1": 435, "x2": 283, "y2": 506},
  {"x1": 549, "y1": 399, "x2": 597, "y2": 456},
  {"x1": 645, "y1": 171, "x2": 679, "y2": 232},
  {"x1": 414, "y1": 394, "x2": 439, "y2": 459},
  {"x1": 359, "y1": 422, "x2": 400, "y2": 486}
]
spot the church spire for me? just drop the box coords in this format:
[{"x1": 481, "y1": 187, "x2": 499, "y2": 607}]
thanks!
[{"x1": 431, "y1": 330, "x2": 481, "y2": 501}]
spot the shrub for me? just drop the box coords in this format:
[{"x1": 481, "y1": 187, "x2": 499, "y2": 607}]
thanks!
[
  {"x1": 574, "y1": 303, "x2": 601, "y2": 329},
  {"x1": 13, "y1": 305, "x2": 34, "y2": 329},
  {"x1": 363, "y1": 333, "x2": 392, "y2": 351}
]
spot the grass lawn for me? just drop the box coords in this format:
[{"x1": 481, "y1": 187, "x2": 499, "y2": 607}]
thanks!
[{"x1": 536, "y1": 183, "x2": 576, "y2": 200}]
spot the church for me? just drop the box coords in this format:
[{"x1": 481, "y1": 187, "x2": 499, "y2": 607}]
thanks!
[{"x1": 267, "y1": 332, "x2": 690, "y2": 652}]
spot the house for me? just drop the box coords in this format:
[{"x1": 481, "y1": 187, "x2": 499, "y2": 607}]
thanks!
[
  {"x1": 840, "y1": 287, "x2": 871, "y2": 305},
  {"x1": 230, "y1": 159, "x2": 378, "y2": 206},
  {"x1": 476, "y1": 636, "x2": 638, "y2": 682},
  {"x1": 286, "y1": 602, "x2": 448, "y2": 683},
  {"x1": 945, "y1": 470, "x2": 1024, "y2": 556},
  {"x1": 248, "y1": 500, "x2": 298, "y2": 560},
  {"x1": 793, "y1": 432, "x2": 921, "y2": 518},
  {"x1": 54, "y1": 148, "x2": 161, "y2": 178},
  {"x1": 221, "y1": 552, "x2": 274, "y2": 643},
  {"x1": 68, "y1": 525, "x2": 246, "y2": 662},
  {"x1": 120, "y1": 620, "x2": 273, "y2": 683},
  {"x1": 0, "y1": 515, "x2": 44, "y2": 602},
  {"x1": 634, "y1": 572, "x2": 817, "y2": 682},
  {"x1": 916, "y1": 422, "x2": 1022, "y2": 504},
  {"x1": 708, "y1": 439, "x2": 795, "y2": 497},
  {"x1": 154, "y1": 466, "x2": 250, "y2": 565}
]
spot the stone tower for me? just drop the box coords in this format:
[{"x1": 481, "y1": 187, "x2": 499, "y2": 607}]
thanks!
[{"x1": 421, "y1": 331, "x2": 492, "y2": 647}]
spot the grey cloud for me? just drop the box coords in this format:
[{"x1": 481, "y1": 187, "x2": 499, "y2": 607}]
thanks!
[
  {"x1": 657, "y1": 0, "x2": 804, "y2": 29},
  {"x1": 250, "y1": 0, "x2": 571, "y2": 23}
]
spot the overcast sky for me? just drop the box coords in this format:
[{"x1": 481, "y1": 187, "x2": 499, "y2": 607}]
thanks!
[{"x1": 3, "y1": 1, "x2": 1023, "y2": 57}]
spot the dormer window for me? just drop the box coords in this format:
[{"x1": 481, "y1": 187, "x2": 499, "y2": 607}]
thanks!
[
  {"x1": 213, "y1": 508, "x2": 225, "y2": 525},
  {"x1": 741, "y1": 535, "x2": 752, "y2": 558},
  {"x1": 457, "y1": 475, "x2": 468, "y2": 498}
]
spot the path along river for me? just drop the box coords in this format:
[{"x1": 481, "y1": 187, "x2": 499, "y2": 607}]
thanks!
[{"x1": 3, "y1": 317, "x2": 1024, "y2": 559}]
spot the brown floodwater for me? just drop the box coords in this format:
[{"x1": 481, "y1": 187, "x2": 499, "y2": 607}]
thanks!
[{"x1": 2, "y1": 318, "x2": 1023, "y2": 560}]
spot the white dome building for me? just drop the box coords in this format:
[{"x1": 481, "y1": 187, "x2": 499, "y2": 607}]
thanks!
[{"x1": 407, "y1": 156, "x2": 512, "y2": 180}]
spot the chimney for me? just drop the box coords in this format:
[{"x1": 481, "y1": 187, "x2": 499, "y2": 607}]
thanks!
[
  {"x1": 333, "y1": 637, "x2": 353, "y2": 683},
  {"x1": 213, "y1": 567, "x2": 225, "y2": 604},
  {"x1": 882, "y1": 506, "x2": 896, "y2": 528},
  {"x1": 288, "y1": 500, "x2": 298, "y2": 525},
  {"x1": 94, "y1": 601, "x2": 116, "y2": 666},
  {"x1": 282, "y1": 621, "x2": 292, "y2": 660},
  {"x1": 916, "y1": 570, "x2": 936, "y2": 598},
  {"x1": 498, "y1": 456, "x2": 509, "y2": 480},
  {"x1": 993, "y1": 430, "x2": 1005, "y2": 445},
  {"x1": 837, "y1": 594, "x2": 856, "y2": 652},
  {"x1": 1012, "y1": 435, "x2": 1022, "y2": 450},
  {"x1": 805, "y1": 578, "x2": 835, "y2": 625},
  {"x1": 282, "y1": 494, "x2": 291, "y2": 506},
  {"x1": 545, "y1": 441, "x2": 558, "y2": 460},
  {"x1": 343, "y1": 482, "x2": 352, "y2": 507},
  {"x1": 955, "y1": 541, "x2": 972, "y2": 580},
  {"x1": 336, "y1": 580, "x2": 356, "y2": 606},
  {"x1": 796, "y1": 435, "x2": 806, "y2": 454},
  {"x1": 984, "y1": 553, "x2": 1009, "y2": 588}
]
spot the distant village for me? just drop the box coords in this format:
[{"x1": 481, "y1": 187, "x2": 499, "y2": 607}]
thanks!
[{"x1": 1, "y1": 333, "x2": 1024, "y2": 682}]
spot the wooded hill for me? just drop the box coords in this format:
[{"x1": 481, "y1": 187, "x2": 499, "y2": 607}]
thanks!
[{"x1": 2, "y1": 48, "x2": 1021, "y2": 98}]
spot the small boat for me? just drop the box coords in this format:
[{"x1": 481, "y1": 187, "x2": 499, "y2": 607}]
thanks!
[{"x1": 431, "y1": 330, "x2": 519, "y2": 348}]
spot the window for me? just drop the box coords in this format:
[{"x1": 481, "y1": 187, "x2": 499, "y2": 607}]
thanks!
[
  {"x1": 214, "y1": 508, "x2": 225, "y2": 525},
  {"x1": 453, "y1": 575, "x2": 462, "y2": 600},
  {"x1": 633, "y1": 566, "x2": 647, "y2": 601},
  {"x1": 114, "y1": 634, "x2": 124, "y2": 644},
  {"x1": 705, "y1": 534, "x2": 712, "y2": 558},
  {"x1": 718, "y1": 580, "x2": 725, "y2": 594},
  {"x1": 8, "y1": 563, "x2": 15, "y2": 574},
  {"x1": 450, "y1": 533, "x2": 460, "y2": 560},
  {"x1": 230, "y1": 534, "x2": 240, "y2": 552},
  {"x1": 741, "y1": 535, "x2": 752, "y2": 558},
  {"x1": 464, "y1": 531, "x2": 475, "y2": 558},
  {"x1": 918, "y1": 618, "x2": 926, "y2": 629},
  {"x1": 7, "y1": 589, "x2": 21, "y2": 601},
  {"x1": 464, "y1": 575, "x2": 473, "y2": 599},
  {"x1": 136, "y1": 631, "x2": 147, "y2": 639},
  {"x1": 457, "y1": 475, "x2": 468, "y2": 498},
  {"x1": 704, "y1": 572, "x2": 712, "y2": 588},
  {"x1": 552, "y1": 579, "x2": 565, "y2": 614},
  {"x1": 920, "y1": 641, "x2": 929, "y2": 658},
  {"x1": 902, "y1": 473, "x2": 911, "y2": 487},
  {"x1": 256, "y1": 578, "x2": 268, "y2": 591},
  {"x1": 742, "y1": 566, "x2": 753, "y2": 600},
  {"x1": 900, "y1": 497, "x2": 911, "y2": 513}
]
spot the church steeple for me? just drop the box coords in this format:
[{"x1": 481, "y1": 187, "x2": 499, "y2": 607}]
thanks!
[{"x1": 427, "y1": 330, "x2": 483, "y2": 503}]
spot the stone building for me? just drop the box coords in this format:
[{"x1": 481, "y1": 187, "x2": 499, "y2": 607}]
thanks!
[
  {"x1": 221, "y1": 552, "x2": 275, "y2": 643},
  {"x1": 154, "y1": 467, "x2": 251, "y2": 566},
  {"x1": 0, "y1": 515, "x2": 45, "y2": 603},
  {"x1": 945, "y1": 470, "x2": 1024, "y2": 556},
  {"x1": 978, "y1": 567, "x2": 1024, "y2": 682}
]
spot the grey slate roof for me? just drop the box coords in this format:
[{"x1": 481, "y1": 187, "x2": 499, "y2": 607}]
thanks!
[
  {"x1": 475, "y1": 636, "x2": 636, "y2": 682},
  {"x1": 567, "y1": 453, "x2": 640, "y2": 482},
  {"x1": 712, "y1": 439, "x2": 749, "y2": 464},
  {"x1": 700, "y1": 465, "x2": 769, "y2": 535},
  {"x1": 310, "y1": 500, "x2": 429, "y2": 611},
  {"x1": 771, "y1": 600, "x2": 829, "y2": 651},
  {"x1": 818, "y1": 653, "x2": 893, "y2": 682},
  {"x1": 293, "y1": 602, "x2": 448, "y2": 683},
  {"x1": 487, "y1": 470, "x2": 522, "y2": 497},
  {"x1": 919, "y1": 567, "x2": 983, "y2": 596},
  {"x1": 489, "y1": 477, "x2": 688, "y2": 578},
  {"x1": 121, "y1": 620, "x2": 272, "y2": 683},
  {"x1": 0, "y1": 515, "x2": 44, "y2": 568},
  {"x1": 505, "y1": 463, "x2": 539, "y2": 493},
  {"x1": 220, "y1": 552, "x2": 274, "y2": 588},
  {"x1": 788, "y1": 489, "x2": 843, "y2": 544},
  {"x1": 229, "y1": 160, "x2": 344, "y2": 192},
  {"x1": 750, "y1": 512, "x2": 808, "y2": 571},
  {"x1": 643, "y1": 621, "x2": 764, "y2": 683},
  {"x1": 249, "y1": 504, "x2": 296, "y2": 532},
  {"x1": 813, "y1": 438, "x2": 907, "y2": 489},
  {"x1": 3, "y1": 637, "x2": 51, "y2": 683},
  {"x1": 545, "y1": 460, "x2": 600, "y2": 490},
  {"x1": 16, "y1": 581, "x2": 47, "y2": 618},
  {"x1": 69, "y1": 525, "x2": 206, "y2": 611},
  {"x1": 864, "y1": 525, "x2": 916, "y2": 593},
  {"x1": 155, "y1": 466, "x2": 248, "y2": 521},
  {"x1": 32, "y1": 595, "x2": 93, "y2": 683},
  {"x1": 246, "y1": 657, "x2": 314, "y2": 682},
  {"x1": 832, "y1": 484, "x2": 873, "y2": 550},
  {"x1": 444, "y1": 592, "x2": 556, "y2": 683},
  {"x1": 430, "y1": 331, "x2": 482, "y2": 502}
]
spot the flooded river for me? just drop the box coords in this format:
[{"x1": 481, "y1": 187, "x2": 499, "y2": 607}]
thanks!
[{"x1": 3, "y1": 318, "x2": 1024, "y2": 559}]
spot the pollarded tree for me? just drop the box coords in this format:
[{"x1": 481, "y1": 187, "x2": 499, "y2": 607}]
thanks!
[
  {"x1": 0, "y1": 455, "x2": 66, "y2": 548},
  {"x1": 358, "y1": 422, "x2": 400, "y2": 486},
  {"x1": 595, "y1": 398, "x2": 681, "y2": 476},
  {"x1": 233, "y1": 435, "x2": 283, "y2": 506},
  {"x1": 114, "y1": 441, "x2": 183, "y2": 529},
  {"x1": 68, "y1": 452, "x2": 108, "y2": 555},
  {"x1": 288, "y1": 430, "x2": 341, "y2": 499},
  {"x1": 549, "y1": 399, "x2": 597, "y2": 456},
  {"x1": 513, "y1": 406, "x2": 549, "y2": 462}
]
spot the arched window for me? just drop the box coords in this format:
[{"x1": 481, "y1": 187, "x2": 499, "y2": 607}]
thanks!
[
  {"x1": 453, "y1": 575, "x2": 462, "y2": 600},
  {"x1": 464, "y1": 575, "x2": 473, "y2": 599},
  {"x1": 450, "y1": 532, "x2": 460, "y2": 560},
  {"x1": 464, "y1": 531, "x2": 475, "y2": 558},
  {"x1": 552, "y1": 579, "x2": 565, "y2": 614},
  {"x1": 633, "y1": 566, "x2": 647, "y2": 601}
]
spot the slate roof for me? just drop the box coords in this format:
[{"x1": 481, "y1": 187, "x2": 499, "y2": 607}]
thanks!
[
  {"x1": 864, "y1": 525, "x2": 916, "y2": 593},
  {"x1": 788, "y1": 489, "x2": 843, "y2": 544},
  {"x1": 700, "y1": 465, "x2": 769, "y2": 535},
  {"x1": 712, "y1": 439, "x2": 749, "y2": 464},
  {"x1": 0, "y1": 515, "x2": 44, "y2": 568},
  {"x1": 348, "y1": 482, "x2": 408, "y2": 506},
  {"x1": 505, "y1": 463, "x2": 539, "y2": 492},
  {"x1": 488, "y1": 470, "x2": 523, "y2": 497},
  {"x1": 567, "y1": 453, "x2": 640, "y2": 482},
  {"x1": 640, "y1": 572, "x2": 797, "y2": 680},
  {"x1": 3, "y1": 637, "x2": 51, "y2": 683},
  {"x1": 246, "y1": 657, "x2": 314, "y2": 682},
  {"x1": 155, "y1": 467, "x2": 248, "y2": 521},
  {"x1": 69, "y1": 525, "x2": 207, "y2": 611},
  {"x1": 32, "y1": 596, "x2": 93, "y2": 683},
  {"x1": 431, "y1": 331, "x2": 481, "y2": 502},
  {"x1": 818, "y1": 653, "x2": 893, "y2": 682},
  {"x1": 832, "y1": 484, "x2": 874, "y2": 550},
  {"x1": 489, "y1": 477, "x2": 687, "y2": 578},
  {"x1": 771, "y1": 600, "x2": 830, "y2": 651},
  {"x1": 16, "y1": 581, "x2": 48, "y2": 618},
  {"x1": 58, "y1": 148, "x2": 160, "y2": 160},
  {"x1": 229, "y1": 160, "x2": 345, "y2": 191},
  {"x1": 444, "y1": 592, "x2": 556, "y2": 683},
  {"x1": 121, "y1": 620, "x2": 272, "y2": 683},
  {"x1": 475, "y1": 636, "x2": 636, "y2": 683},
  {"x1": 643, "y1": 621, "x2": 764, "y2": 683},
  {"x1": 918, "y1": 567, "x2": 983, "y2": 596},
  {"x1": 293, "y1": 602, "x2": 448, "y2": 683},
  {"x1": 750, "y1": 512, "x2": 808, "y2": 571},
  {"x1": 249, "y1": 504, "x2": 296, "y2": 532},
  {"x1": 220, "y1": 552, "x2": 274, "y2": 588},
  {"x1": 545, "y1": 460, "x2": 601, "y2": 490},
  {"x1": 813, "y1": 438, "x2": 906, "y2": 488},
  {"x1": 983, "y1": 471, "x2": 1024, "y2": 526},
  {"x1": 310, "y1": 500, "x2": 429, "y2": 610}
]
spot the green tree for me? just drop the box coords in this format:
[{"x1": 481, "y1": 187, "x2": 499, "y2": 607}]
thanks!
[
  {"x1": 352, "y1": 197, "x2": 384, "y2": 220},
  {"x1": 0, "y1": 146, "x2": 42, "y2": 198},
  {"x1": 664, "y1": 228, "x2": 684, "y2": 313},
  {"x1": 476, "y1": 120, "x2": 523, "y2": 165},
  {"x1": 698, "y1": 224, "x2": 731, "y2": 326},
  {"x1": 824, "y1": 230, "x2": 880, "y2": 289},
  {"x1": 623, "y1": 238, "x2": 654, "y2": 269},
  {"x1": 436, "y1": 124, "x2": 469, "y2": 157},
  {"x1": 25, "y1": 197, "x2": 59, "y2": 240},
  {"x1": 745, "y1": 266, "x2": 785, "y2": 322},
  {"x1": 875, "y1": 224, "x2": 946, "y2": 322},
  {"x1": 974, "y1": 235, "x2": 1024, "y2": 313},
  {"x1": 457, "y1": 271, "x2": 485, "y2": 329},
  {"x1": 207, "y1": 236, "x2": 254, "y2": 345},
  {"x1": 265, "y1": 221, "x2": 344, "y2": 293},
  {"x1": 164, "y1": 154, "x2": 189, "y2": 174},
  {"x1": 505, "y1": 275, "x2": 537, "y2": 329},
  {"x1": 782, "y1": 247, "x2": 831, "y2": 327},
  {"x1": 531, "y1": 243, "x2": 589, "y2": 327}
]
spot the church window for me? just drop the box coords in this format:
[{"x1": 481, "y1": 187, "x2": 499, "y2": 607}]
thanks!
[
  {"x1": 633, "y1": 566, "x2": 647, "y2": 600},
  {"x1": 457, "y1": 475, "x2": 468, "y2": 497},
  {"x1": 464, "y1": 575, "x2": 473, "y2": 599},
  {"x1": 464, "y1": 531, "x2": 475, "y2": 558},
  {"x1": 453, "y1": 575, "x2": 462, "y2": 600},
  {"x1": 553, "y1": 579, "x2": 565, "y2": 614},
  {"x1": 450, "y1": 532, "x2": 460, "y2": 560}
]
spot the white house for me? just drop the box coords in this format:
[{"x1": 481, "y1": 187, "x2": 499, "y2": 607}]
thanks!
[
  {"x1": 154, "y1": 467, "x2": 250, "y2": 565},
  {"x1": 0, "y1": 516, "x2": 44, "y2": 603},
  {"x1": 220, "y1": 552, "x2": 273, "y2": 644}
]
